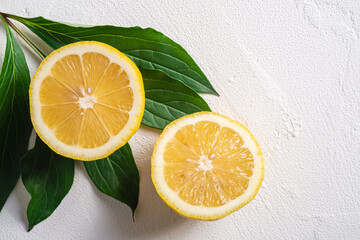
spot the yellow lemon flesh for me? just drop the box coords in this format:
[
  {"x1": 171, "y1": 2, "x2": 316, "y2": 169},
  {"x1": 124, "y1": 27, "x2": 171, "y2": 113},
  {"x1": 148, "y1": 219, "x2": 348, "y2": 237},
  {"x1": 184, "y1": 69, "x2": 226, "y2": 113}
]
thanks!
[
  {"x1": 151, "y1": 112, "x2": 264, "y2": 220},
  {"x1": 30, "y1": 41, "x2": 145, "y2": 160}
]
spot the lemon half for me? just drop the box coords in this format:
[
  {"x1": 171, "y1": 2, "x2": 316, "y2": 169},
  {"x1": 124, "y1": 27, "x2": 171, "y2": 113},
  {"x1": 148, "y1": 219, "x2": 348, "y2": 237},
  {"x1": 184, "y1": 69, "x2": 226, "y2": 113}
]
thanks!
[
  {"x1": 151, "y1": 112, "x2": 264, "y2": 220},
  {"x1": 30, "y1": 41, "x2": 145, "y2": 160}
]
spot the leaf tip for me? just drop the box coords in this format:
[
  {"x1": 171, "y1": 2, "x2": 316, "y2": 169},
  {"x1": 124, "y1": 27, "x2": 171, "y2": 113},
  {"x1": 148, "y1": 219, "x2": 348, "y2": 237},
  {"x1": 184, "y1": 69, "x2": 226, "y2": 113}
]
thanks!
[
  {"x1": 131, "y1": 207, "x2": 136, "y2": 221},
  {"x1": 203, "y1": 83, "x2": 219, "y2": 96},
  {"x1": 28, "y1": 224, "x2": 34, "y2": 232},
  {"x1": 130, "y1": 203, "x2": 137, "y2": 222},
  {"x1": 0, "y1": 201, "x2": 5, "y2": 213},
  {"x1": 203, "y1": 88, "x2": 219, "y2": 96},
  {"x1": 211, "y1": 89, "x2": 220, "y2": 96}
]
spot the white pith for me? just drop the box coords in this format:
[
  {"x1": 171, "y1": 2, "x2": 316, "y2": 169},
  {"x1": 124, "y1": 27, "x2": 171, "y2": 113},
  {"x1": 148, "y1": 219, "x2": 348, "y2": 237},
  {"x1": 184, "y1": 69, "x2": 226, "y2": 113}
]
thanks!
[
  {"x1": 78, "y1": 95, "x2": 96, "y2": 109},
  {"x1": 197, "y1": 155, "x2": 214, "y2": 171},
  {"x1": 152, "y1": 112, "x2": 264, "y2": 219},
  {"x1": 30, "y1": 42, "x2": 145, "y2": 160}
]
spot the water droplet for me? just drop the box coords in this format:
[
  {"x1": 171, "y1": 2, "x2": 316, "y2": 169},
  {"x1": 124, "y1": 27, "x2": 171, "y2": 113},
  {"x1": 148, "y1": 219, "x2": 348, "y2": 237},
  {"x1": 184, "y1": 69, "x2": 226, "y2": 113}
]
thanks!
[
  {"x1": 209, "y1": 153, "x2": 215, "y2": 159},
  {"x1": 80, "y1": 111, "x2": 84, "y2": 115},
  {"x1": 87, "y1": 87, "x2": 92, "y2": 94}
]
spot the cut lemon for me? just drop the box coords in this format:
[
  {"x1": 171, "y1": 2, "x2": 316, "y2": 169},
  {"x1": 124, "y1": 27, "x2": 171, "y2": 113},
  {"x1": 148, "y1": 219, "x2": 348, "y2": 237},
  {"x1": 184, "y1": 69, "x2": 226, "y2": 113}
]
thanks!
[
  {"x1": 30, "y1": 41, "x2": 145, "y2": 161},
  {"x1": 151, "y1": 112, "x2": 264, "y2": 220}
]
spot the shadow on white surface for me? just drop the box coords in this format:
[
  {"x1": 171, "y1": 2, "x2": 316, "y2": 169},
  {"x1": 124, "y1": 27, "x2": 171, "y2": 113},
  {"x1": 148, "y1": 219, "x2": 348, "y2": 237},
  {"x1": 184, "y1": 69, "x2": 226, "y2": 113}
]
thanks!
[
  {"x1": 10, "y1": 179, "x2": 31, "y2": 231},
  {"x1": 76, "y1": 125, "x2": 193, "y2": 239}
]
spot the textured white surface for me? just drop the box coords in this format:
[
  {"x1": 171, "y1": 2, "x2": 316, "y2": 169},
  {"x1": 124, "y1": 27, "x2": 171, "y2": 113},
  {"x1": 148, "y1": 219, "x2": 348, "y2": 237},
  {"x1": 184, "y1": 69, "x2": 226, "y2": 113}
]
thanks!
[{"x1": 1, "y1": 0, "x2": 360, "y2": 239}]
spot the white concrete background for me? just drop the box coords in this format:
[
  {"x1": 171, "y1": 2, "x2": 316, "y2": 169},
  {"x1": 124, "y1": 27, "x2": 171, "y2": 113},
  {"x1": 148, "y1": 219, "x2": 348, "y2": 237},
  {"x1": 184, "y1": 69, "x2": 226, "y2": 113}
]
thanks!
[{"x1": 1, "y1": 0, "x2": 360, "y2": 239}]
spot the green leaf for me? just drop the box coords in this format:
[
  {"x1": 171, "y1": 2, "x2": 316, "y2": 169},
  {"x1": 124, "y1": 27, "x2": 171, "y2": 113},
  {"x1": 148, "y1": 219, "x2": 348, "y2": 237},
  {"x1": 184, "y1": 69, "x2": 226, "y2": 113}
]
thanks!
[
  {"x1": 141, "y1": 68, "x2": 211, "y2": 129},
  {"x1": 0, "y1": 16, "x2": 32, "y2": 211},
  {"x1": 9, "y1": 14, "x2": 218, "y2": 95},
  {"x1": 21, "y1": 137, "x2": 74, "y2": 231},
  {"x1": 84, "y1": 143, "x2": 139, "y2": 214}
]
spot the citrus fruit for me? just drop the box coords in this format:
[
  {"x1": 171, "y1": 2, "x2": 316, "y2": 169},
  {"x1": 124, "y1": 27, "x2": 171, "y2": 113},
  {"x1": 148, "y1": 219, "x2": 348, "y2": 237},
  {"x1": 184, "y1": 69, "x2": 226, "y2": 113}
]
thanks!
[
  {"x1": 151, "y1": 112, "x2": 264, "y2": 220},
  {"x1": 30, "y1": 41, "x2": 145, "y2": 161}
]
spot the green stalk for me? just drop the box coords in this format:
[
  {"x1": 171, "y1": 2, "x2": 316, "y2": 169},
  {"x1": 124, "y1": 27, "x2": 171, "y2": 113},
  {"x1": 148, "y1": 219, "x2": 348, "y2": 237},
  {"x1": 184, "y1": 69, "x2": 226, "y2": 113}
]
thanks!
[{"x1": 0, "y1": 12, "x2": 46, "y2": 60}]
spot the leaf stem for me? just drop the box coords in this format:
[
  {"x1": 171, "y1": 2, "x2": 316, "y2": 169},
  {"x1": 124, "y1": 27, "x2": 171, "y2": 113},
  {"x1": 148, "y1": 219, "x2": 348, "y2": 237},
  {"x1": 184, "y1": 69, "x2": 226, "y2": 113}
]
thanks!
[{"x1": 0, "y1": 12, "x2": 46, "y2": 60}]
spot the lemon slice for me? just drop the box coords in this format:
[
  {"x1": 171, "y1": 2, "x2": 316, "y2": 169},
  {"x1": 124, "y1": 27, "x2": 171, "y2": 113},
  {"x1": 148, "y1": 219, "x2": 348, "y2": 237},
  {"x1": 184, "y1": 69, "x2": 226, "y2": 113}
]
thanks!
[
  {"x1": 151, "y1": 112, "x2": 264, "y2": 220},
  {"x1": 30, "y1": 41, "x2": 145, "y2": 161}
]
